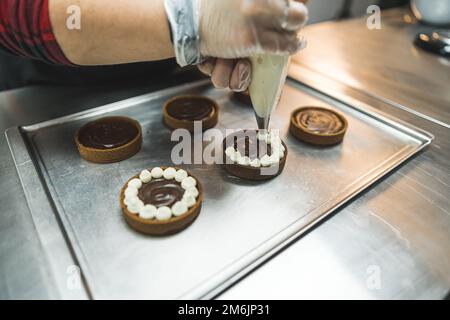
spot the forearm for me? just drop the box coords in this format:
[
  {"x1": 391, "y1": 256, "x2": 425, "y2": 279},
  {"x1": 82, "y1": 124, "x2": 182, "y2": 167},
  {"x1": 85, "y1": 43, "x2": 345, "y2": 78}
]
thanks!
[{"x1": 49, "y1": 0, "x2": 174, "y2": 65}]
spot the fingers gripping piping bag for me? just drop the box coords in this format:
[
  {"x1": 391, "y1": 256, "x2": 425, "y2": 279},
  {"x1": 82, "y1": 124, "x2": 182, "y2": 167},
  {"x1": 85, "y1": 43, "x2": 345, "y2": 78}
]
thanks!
[{"x1": 249, "y1": 54, "x2": 290, "y2": 131}]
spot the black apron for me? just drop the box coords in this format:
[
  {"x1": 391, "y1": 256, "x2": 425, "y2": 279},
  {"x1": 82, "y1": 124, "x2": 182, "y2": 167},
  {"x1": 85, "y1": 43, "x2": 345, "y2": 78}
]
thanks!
[{"x1": 0, "y1": 48, "x2": 178, "y2": 91}]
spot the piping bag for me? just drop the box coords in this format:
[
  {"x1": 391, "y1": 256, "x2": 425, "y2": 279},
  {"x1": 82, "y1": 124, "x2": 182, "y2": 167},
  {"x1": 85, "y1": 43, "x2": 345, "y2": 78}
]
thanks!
[{"x1": 248, "y1": 54, "x2": 290, "y2": 132}]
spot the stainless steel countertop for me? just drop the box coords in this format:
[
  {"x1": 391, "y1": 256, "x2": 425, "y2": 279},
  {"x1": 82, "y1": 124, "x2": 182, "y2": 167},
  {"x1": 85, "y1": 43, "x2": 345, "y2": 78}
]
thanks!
[
  {"x1": 292, "y1": 8, "x2": 450, "y2": 128},
  {"x1": 1, "y1": 8, "x2": 449, "y2": 299}
]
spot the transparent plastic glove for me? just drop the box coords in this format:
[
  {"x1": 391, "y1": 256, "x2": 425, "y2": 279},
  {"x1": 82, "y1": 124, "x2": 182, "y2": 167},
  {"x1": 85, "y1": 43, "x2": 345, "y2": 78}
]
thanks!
[
  {"x1": 196, "y1": 0, "x2": 308, "y2": 91},
  {"x1": 199, "y1": 0, "x2": 309, "y2": 59},
  {"x1": 198, "y1": 58, "x2": 252, "y2": 92}
]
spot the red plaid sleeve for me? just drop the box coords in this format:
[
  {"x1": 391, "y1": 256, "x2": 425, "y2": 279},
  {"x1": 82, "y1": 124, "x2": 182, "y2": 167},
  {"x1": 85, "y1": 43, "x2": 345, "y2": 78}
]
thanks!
[{"x1": 0, "y1": 0, "x2": 75, "y2": 66}]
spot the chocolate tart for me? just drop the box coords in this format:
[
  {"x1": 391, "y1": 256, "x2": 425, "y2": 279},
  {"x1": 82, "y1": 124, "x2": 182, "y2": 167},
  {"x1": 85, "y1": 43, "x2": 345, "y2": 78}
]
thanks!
[
  {"x1": 290, "y1": 107, "x2": 348, "y2": 146},
  {"x1": 75, "y1": 116, "x2": 142, "y2": 163},
  {"x1": 222, "y1": 130, "x2": 288, "y2": 181},
  {"x1": 163, "y1": 95, "x2": 218, "y2": 132},
  {"x1": 120, "y1": 167, "x2": 203, "y2": 236}
]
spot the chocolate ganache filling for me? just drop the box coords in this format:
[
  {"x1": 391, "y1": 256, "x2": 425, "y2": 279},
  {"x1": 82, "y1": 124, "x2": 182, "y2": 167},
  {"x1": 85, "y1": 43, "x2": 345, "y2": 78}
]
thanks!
[
  {"x1": 296, "y1": 109, "x2": 344, "y2": 135},
  {"x1": 229, "y1": 131, "x2": 273, "y2": 160},
  {"x1": 78, "y1": 118, "x2": 138, "y2": 150},
  {"x1": 167, "y1": 97, "x2": 214, "y2": 121},
  {"x1": 138, "y1": 179, "x2": 185, "y2": 208}
]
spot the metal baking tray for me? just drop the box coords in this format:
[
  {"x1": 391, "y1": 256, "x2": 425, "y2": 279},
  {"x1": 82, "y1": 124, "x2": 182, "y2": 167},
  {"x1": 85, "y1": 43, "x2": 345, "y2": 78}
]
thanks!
[{"x1": 5, "y1": 77, "x2": 433, "y2": 299}]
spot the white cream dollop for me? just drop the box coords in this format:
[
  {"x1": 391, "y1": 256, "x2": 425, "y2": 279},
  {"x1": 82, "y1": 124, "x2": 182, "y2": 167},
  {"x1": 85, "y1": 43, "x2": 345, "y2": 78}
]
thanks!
[
  {"x1": 151, "y1": 167, "x2": 164, "y2": 178},
  {"x1": 156, "y1": 206, "x2": 172, "y2": 221},
  {"x1": 139, "y1": 205, "x2": 157, "y2": 220},
  {"x1": 163, "y1": 167, "x2": 176, "y2": 180},
  {"x1": 182, "y1": 195, "x2": 197, "y2": 208},
  {"x1": 260, "y1": 154, "x2": 271, "y2": 167},
  {"x1": 184, "y1": 187, "x2": 199, "y2": 198},
  {"x1": 128, "y1": 178, "x2": 142, "y2": 189},
  {"x1": 172, "y1": 201, "x2": 188, "y2": 217},
  {"x1": 124, "y1": 186, "x2": 138, "y2": 198},
  {"x1": 181, "y1": 177, "x2": 197, "y2": 190},
  {"x1": 225, "y1": 147, "x2": 235, "y2": 158},
  {"x1": 250, "y1": 159, "x2": 261, "y2": 168},
  {"x1": 128, "y1": 199, "x2": 144, "y2": 214},
  {"x1": 139, "y1": 170, "x2": 152, "y2": 183},
  {"x1": 175, "y1": 169, "x2": 188, "y2": 182},
  {"x1": 238, "y1": 156, "x2": 251, "y2": 166}
]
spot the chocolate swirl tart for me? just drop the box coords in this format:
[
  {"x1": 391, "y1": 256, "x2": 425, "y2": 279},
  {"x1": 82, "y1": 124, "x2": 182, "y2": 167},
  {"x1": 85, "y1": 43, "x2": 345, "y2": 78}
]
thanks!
[
  {"x1": 222, "y1": 130, "x2": 288, "y2": 181},
  {"x1": 120, "y1": 167, "x2": 203, "y2": 236},
  {"x1": 75, "y1": 116, "x2": 142, "y2": 163},
  {"x1": 163, "y1": 95, "x2": 218, "y2": 132},
  {"x1": 290, "y1": 107, "x2": 348, "y2": 146}
]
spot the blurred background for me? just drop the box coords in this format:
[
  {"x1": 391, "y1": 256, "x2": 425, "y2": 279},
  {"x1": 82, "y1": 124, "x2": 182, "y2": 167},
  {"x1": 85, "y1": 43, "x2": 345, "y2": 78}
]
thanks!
[{"x1": 306, "y1": 0, "x2": 408, "y2": 24}]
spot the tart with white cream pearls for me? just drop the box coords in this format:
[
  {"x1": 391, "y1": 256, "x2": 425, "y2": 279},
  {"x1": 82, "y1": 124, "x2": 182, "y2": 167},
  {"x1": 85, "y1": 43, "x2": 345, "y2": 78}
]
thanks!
[
  {"x1": 120, "y1": 167, "x2": 202, "y2": 235},
  {"x1": 222, "y1": 130, "x2": 288, "y2": 181}
]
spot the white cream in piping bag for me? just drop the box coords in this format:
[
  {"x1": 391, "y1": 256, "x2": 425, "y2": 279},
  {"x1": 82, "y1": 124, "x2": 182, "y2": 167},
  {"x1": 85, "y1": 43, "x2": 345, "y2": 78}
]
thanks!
[{"x1": 248, "y1": 54, "x2": 290, "y2": 131}]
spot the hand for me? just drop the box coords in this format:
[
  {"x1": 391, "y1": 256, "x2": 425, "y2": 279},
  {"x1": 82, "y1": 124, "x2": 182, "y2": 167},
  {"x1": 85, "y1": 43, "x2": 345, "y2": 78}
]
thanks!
[
  {"x1": 197, "y1": 0, "x2": 308, "y2": 91},
  {"x1": 199, "y1": 0, "x2": 308, "y2": 58},
  {"x1": 198, "y1": 58, "x2": 252, "y2": 92}
]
